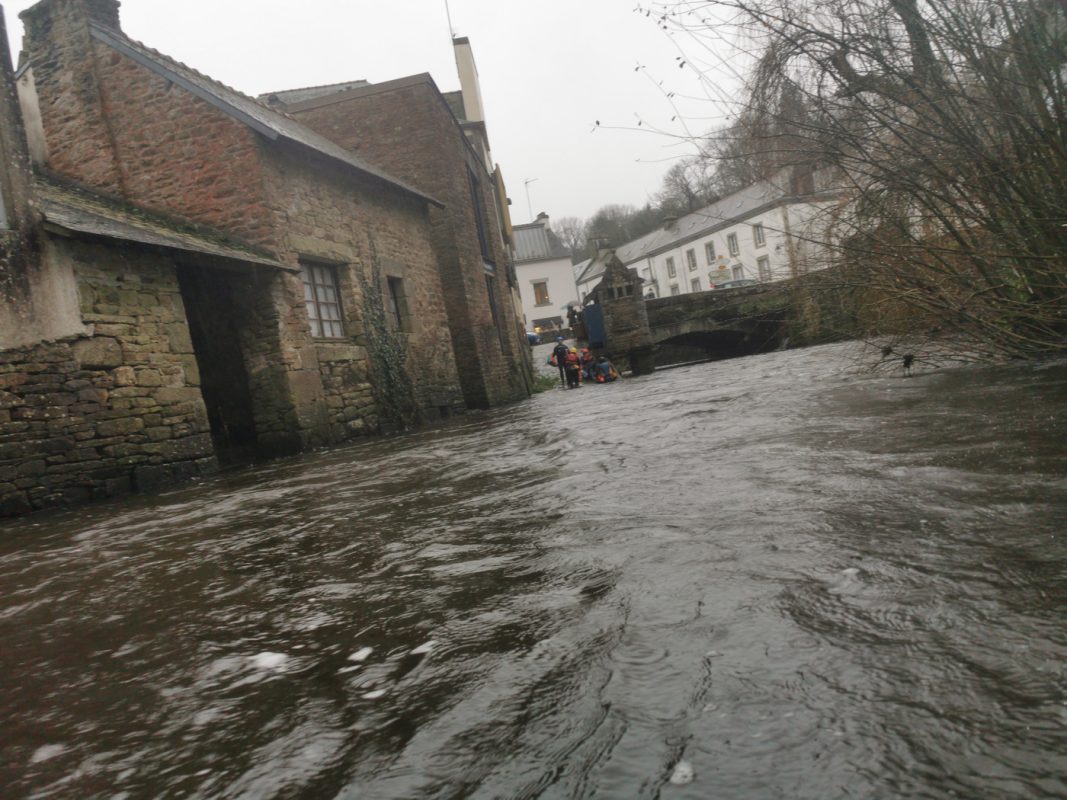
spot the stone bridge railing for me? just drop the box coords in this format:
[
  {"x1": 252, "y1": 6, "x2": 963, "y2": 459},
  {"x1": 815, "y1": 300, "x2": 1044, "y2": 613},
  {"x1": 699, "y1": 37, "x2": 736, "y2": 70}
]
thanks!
[{"x1": 645, "y1": 282, "x2": 792, "y2": 345}]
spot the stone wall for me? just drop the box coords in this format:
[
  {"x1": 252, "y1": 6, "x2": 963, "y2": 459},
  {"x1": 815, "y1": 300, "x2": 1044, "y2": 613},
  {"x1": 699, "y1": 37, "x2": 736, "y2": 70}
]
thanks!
[
  {"x1": 0, "y1": 236, "x2": 217, "y2": 515},
  {"x1": 281, "y1": 77, "x2": 531, "y2": 408},
  {"x1": 22, "y1": 0, "x2": 278, "y2": 249},
  {"x1": 262, "y1": 141, "x2": 465, "y2": 429}
]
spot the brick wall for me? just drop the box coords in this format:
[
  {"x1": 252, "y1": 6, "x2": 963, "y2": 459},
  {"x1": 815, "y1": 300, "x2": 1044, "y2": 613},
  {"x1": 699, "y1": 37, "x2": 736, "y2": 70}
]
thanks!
[
  {"x1": 283, "y1": 79, "x2": 531, "y2": 408},
  {"x1": 0, "y1": 236, "x2": 217, "y2": 515}
]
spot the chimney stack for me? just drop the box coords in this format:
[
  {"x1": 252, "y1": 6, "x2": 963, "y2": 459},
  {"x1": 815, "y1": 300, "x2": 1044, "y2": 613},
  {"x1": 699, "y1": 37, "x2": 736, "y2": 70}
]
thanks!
[
  {"x1": 22, "y1": 0, "x2": 121, "y2": 38},
  {"x1": 535, "y1": 211, "x2": 549, "y2": 228}
]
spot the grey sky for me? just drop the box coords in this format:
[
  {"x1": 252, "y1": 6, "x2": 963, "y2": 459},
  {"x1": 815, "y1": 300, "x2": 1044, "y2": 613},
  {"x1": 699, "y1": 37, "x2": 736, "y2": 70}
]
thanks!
[{"x1": 3, "y1": 0, "x2": 743, "y2": 225}]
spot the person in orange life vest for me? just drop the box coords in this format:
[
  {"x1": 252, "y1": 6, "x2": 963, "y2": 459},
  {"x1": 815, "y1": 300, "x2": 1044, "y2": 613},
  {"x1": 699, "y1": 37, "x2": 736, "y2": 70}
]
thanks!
[
  {"x1": 580, "y1": 348, "x2": 596, "y2": 381},
  {"x1": 564, "y1": 347, "x2": 582, "y2": 388},
  {"x1": 594, "y1": 355, "x2": 620, "y2": 383}
]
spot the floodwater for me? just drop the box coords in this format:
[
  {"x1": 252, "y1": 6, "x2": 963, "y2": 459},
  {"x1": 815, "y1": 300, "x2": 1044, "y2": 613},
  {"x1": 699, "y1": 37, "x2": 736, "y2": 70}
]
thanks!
[{"x1": 2, "y1": 341, "x2": 1066, "y2": 799}]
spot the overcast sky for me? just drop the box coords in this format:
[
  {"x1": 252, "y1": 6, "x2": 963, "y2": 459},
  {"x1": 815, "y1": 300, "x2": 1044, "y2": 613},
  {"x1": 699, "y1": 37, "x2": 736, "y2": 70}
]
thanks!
[{"x1": 3, "y1": 0, "x2": 745, "y2": 225}]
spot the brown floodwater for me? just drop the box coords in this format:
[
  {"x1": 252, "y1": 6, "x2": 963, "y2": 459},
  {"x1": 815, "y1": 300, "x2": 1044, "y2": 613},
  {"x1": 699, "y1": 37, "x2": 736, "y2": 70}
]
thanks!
[{"x1": 2, "y1": 341, "x2": 1065, "y2": 799}]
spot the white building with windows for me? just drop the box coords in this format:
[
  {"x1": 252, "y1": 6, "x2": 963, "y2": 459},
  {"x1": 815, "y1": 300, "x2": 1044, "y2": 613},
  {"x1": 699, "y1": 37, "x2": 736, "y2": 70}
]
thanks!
[
  {"x1": 577, "y1": 171, "x2": 841, "y2": 301},
  {"x1": 513, "y1": 213, "x2": 580, "y2": 332}
]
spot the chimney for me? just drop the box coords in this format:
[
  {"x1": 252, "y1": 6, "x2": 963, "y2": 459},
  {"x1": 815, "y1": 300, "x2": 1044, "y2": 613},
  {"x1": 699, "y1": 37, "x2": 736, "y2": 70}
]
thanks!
[
  {"x1": 535, "y1": 211, "x2": 549, "y2": 228},
  {"x1": 22, "y1": 0, "x2": 121, "y2": 37},
  {"x1": 19, "y1": 0, "x2": 126, "y2": 194},
  {"x1": 452, "y1": 37, "x2": 485, "y2": 126}
]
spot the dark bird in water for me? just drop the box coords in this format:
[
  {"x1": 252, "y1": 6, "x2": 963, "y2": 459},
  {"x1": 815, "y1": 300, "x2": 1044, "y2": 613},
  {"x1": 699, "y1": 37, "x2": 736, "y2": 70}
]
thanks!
[{"x1": 902, "y1": 354, "x2": 915, "y2": 376}]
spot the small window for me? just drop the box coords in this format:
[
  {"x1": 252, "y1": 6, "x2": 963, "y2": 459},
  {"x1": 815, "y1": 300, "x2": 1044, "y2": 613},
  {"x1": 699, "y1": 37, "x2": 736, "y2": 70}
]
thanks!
[
  {"x1": 727, "y1": 233, "x2": 740, "y2": 256},
  {"x1": 469, "y1": 168, "x2": 494, "y2": 265},
  {"x1": 386, "y1": 277, "x2": 408, "y2": 331},
  {"x1": 686, "y1": 249, "x2": 697, "y2": 271},
  {"x1": 666, "y1": 257, "x2": 676, "y2": 278},
  {"x1": 705, "y1": 242, "x2": 715, "y2": 264},
  {"x1": 533, "y1": 281, "x2": 550, "y2": 306},
  {"x1": 732, "y1": 265, "x2": 744, "y2": 280},
  {"x1": 757, "y1": 255, "x2": 771, "y2": 280},
  {"x1": 301, "y1": 262, "x2": 344, "y2": 339},
  {"x1": 753, "y1": 223, "x2": 766, "y2": 247},
  {"x1": 670, "y1": 284, "x2": 680, "y2": 296},
  {"x1": 690, "y1": 278, "x2": 701, "y2": 292}
]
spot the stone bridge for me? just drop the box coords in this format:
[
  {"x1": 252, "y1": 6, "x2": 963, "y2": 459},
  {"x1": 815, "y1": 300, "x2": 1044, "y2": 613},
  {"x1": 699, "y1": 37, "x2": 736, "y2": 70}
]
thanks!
[{"x1": 644, "y1": 282, "x2": 794, "y2": 365}]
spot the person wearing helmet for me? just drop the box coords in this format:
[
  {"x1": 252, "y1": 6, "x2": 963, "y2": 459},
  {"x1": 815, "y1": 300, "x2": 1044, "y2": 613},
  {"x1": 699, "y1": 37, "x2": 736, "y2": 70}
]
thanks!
[
  {"x1": 564, "y1": 346, "x2": 582, "y2": 388},
  {"x1": 551, "y1": 336, "x2": 569, "y2": 387},
  {"x1": 580, "y1": 347, "x2": 596, "y2": 381}
]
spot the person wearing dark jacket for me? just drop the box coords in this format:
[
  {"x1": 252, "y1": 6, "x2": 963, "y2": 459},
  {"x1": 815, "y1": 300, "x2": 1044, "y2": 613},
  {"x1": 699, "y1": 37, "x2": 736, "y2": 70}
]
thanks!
[{"x1": 552, "y1": 337, "x2": 569, "y2": 387}]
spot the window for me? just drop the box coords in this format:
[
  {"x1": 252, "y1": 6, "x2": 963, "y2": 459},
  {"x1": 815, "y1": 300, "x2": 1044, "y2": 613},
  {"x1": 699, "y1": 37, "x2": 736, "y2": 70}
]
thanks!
[
  {"x1": 690, "y1": 278, "x2": 701, "y2": 292},
  {"x1": 533, "y1": 280, "x2": 550, "y2": 306},
  {"x1": 486, "y1": 275, "x2": 505, "y2": 349},
  {"x1": 666, "y1": 257, "x2": 676, "y2": 278},
  {"x1": 386, "y1": 277, "x2": 408, "y2": 332},
  {"x1": 705, "y1": 242, "x2": 715, "y2": 264},
  {"x1": 686, "y1": 249, "x2": 697, "y2": 271},
  {"x1": 468, "y1": 168, "x2": 493, "y2": 265},
  {"x1": 757, "y1": 256, "x2": 771, "y2": 281},
  {"x1": 727, "y1": 233, "x2": 740, "y2": 256},
  {"x1": 670, "y1": 284, "x2": 680, "y2": 296},
  {"x1": 753, "y1": 223, "x2": 766, "y2": 247},
  {"x1": 732, "y1": 265, "x2": 744, "y2": 280},
  {"x1": 301, "y1": 261, "x2": 344, "y2": 338}
]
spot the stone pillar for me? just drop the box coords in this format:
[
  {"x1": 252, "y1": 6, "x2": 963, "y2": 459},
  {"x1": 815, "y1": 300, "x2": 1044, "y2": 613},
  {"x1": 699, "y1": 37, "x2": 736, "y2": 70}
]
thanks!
[{"x1": 589, "y1": 253, "x2": 655, "y2": 376}]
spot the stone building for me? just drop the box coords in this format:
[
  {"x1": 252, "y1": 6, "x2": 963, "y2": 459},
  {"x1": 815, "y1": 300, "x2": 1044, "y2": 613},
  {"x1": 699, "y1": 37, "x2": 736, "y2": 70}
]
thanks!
[
  {"x1": 0, "y1": 0, "x2": 492, "y2": 514},
  {"x1": 262, "y1": 39, "x2": 532, "y2": 409}
]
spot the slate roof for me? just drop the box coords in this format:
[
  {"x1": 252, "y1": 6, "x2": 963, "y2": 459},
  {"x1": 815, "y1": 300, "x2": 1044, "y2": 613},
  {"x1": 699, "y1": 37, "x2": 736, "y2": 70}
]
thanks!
[
  {"x1": 512, "y1": 223, "x2": 571, "y2": 264},
  {"x1": 37, "y1": 183, "x2": 295, "y2": 272},
  {"x1": 261, "y1": 79, "x2": 370, "y2": 106},
  {"x1": 577, "y1": 179, "x2": 836, "y2": 287},
  {"x1": 87, "y1": 25, "x2": 441, "y2": 208}
]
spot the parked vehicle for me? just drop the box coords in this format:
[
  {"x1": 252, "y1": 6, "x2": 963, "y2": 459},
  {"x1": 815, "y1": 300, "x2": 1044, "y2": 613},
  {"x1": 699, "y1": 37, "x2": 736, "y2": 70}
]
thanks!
[{"x1": 711, "y1": 278, "x2": 757, "y2": 290}]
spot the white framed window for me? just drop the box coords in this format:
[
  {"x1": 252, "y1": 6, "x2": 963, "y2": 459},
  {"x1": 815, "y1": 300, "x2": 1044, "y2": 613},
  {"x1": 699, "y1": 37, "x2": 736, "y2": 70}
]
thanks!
[
  {"x1": 704, "y1": 241, "x2": 716, "y2": 264},
  {"x1": 757, "y1": 255, "x2": 771, "y2": 280},
  {"x1": 670, "y1": 284, "x2": 680, "y2": 296},
  {"x1": 686, "y1": 249, "x2": 697, "y2": 271},
  {"x1": 690, "y1": 278, "x2": 701, "y2": 292},
  {"x1": 666, "y1": 257, "x2": 676, "y2": 278},
  {"x1": 301, "y1": 261, "x2": 344, "y2": 339},
  {"x1": 753, "y1": 223, "x2": 766, "y2": 247},
  {"x1": 727, "y1": 233, "x2": 740, "y2": 256},
  {"x1": 732, "y1": 265, "x2": 744, "y2": 280}
]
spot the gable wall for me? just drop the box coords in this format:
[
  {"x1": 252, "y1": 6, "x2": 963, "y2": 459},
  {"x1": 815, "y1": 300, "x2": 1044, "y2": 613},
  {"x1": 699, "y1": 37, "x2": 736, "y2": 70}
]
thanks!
[{"x1": 285, "y1": 82, "x2": 531, "y2": 408}]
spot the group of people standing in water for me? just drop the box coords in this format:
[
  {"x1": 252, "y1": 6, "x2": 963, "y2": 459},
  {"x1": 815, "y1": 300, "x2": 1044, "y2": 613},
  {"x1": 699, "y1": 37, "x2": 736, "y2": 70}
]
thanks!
[{"x1": 548, "y1": 337, "x2": 621, "y2": 389}]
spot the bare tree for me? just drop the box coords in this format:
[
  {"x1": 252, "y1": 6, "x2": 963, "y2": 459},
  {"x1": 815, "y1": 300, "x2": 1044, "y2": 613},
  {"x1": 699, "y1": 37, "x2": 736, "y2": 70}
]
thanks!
[
  {"x1": 554, "y1": 216, "x2": 588, "y2": 262},
  {"x1": 643, "y1": 0, "x2": 1067, "y2": 357}
]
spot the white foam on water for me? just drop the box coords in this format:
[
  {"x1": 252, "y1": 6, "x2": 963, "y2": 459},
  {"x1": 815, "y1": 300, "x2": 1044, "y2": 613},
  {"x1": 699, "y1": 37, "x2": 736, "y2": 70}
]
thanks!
[
  {"x1": 363, "y1": 689, "x2": 387, "y2": 699},
  {"x1": 411, "y1": 640, "x2": 437, "y2": 655},
  {"x1": 30, "y1": 744, "x2": 66, "y2": 764},
  {"x1": 669, "y1": 759, "x2": 694, "y2": 785},
  {"x1": 348, "y1": 647, "x2": 373, "y2": 662},
  {"x1": 250, "y1": 652, "x2": 289, "y2": 671}
]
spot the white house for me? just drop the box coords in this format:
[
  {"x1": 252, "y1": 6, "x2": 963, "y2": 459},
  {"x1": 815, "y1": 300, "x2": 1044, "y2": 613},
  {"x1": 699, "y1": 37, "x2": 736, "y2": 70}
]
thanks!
[
  {"x1": 577, "y1": 170, "x2": 841, "y2": 300},
  {"x1": 513, "y1": 213, "x2": 580, "y2": 332}
]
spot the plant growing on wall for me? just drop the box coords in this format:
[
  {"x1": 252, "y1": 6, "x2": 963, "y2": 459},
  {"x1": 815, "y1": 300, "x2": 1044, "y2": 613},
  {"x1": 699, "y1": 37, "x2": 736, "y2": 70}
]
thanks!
[{"x1": 357, "y1": 239, "x2": 419, "y2": 431}]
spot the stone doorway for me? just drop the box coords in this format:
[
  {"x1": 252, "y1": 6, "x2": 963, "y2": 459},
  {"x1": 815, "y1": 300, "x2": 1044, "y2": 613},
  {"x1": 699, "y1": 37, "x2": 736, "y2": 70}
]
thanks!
[{"x1": 176, "y1": 264, "x2": 259, "y2": 464}]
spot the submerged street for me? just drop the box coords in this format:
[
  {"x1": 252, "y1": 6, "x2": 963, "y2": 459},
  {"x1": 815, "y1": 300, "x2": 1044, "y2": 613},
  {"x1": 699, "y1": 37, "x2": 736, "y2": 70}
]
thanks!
[{"x1": 2, "y1": 341, "x2": 1066, "y2": 798}]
